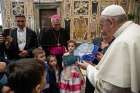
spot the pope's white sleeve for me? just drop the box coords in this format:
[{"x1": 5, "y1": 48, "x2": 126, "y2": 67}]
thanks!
[{"x1": 86, "y1": 64, "x2": 98, "y2": 87}]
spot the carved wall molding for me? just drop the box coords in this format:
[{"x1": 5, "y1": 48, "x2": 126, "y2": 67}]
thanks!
[
  {"x1": 1, "y1": 0, "x2": 34, "y2": 29},
  {"x1": 1, "y1": 0, "x2": 136, "y2": 36},
  {"x1": 64, "y1": 0, "x2": 134, "y2": 42}
]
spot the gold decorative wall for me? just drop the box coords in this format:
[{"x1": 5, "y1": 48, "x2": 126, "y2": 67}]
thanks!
[
  {"x1": 133, "y1": 0, "x2": 140, "y2": 24},
  {"x1": 1, "y1": 0, "x2": 137, "y2": 37},
  {"x1": 2, "y1": 0, "x2": 12, "y2": 29},
  {"x1": 63, "y1": 0, "x2": 134, "y2": 42},
  {"x1": 64, "y1": 0, "x2": 99, "y2": 43},
  {"x1": 1, "y1": 0, "x2": 34, "y2": 29}
]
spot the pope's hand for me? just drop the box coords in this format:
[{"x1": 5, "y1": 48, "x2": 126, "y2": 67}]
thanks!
[
  {"x1": 77, "y1": 61, "x2": 90, "y2": 70},
  {"x1": 96, "y1": 52, "x2": 104, "y2": 61}
]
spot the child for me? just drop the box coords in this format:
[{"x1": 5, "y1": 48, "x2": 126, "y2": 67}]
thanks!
[
  {"x1": 32, "y1": 48, "x2": 49, "y2": 93},
  {"x1": 59, "y1": 40, "x2": 85, "y2": 93},
  {"x1": 6, "y1": 59, "x2": 46, "y2": 93},
  {"x1": 0, "y1": 61, "x2": 10, "y2": 93},
  {"x1": 46, "y1": 55, "x2": 60, "y2": 93},
  {"x1": 64, "y1": 40, "x2": 76, "y2": 55},
  {"x1": 32, "y1": 48, "x2": 47, "y2": 63}
]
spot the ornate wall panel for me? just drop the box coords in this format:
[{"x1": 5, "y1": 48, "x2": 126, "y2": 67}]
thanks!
[
  {"x1": 12, "y1": 2, "x2": 24, "y2": 16},
  {"x1": 24, "y1": 0, "x2": 34, "y2": 30},
  {"x1": 64, "y1": 0, "x2": 99, "y2": 43},
  {"x1": 2, "y1": 0, "x2": 12, "y2": 29},
  {"x1": 63, "y1": 0, "x2": 134, "y2": 42},
  {"x1": 134, "y1": 0, "x2": 140, "y2": 24},
  {"x1": 64, "y1": 0, "x2": 121, "y2": 42},
  {"x1": 1, "y1": 0, "x2": 136, "y2": 35},
  {"x1": 1, "y1": 0, "x2": 34, "y2": 30}
]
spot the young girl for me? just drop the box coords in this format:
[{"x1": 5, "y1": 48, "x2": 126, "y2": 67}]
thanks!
[
  {"x1": 59, "y1": 40, "x2": 85, "y2": 93},
  {"x1": 46, "y1": 55, "x2": 60, "y2": 93}
]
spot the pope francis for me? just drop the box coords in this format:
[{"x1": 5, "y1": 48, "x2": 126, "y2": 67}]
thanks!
[{"x1": 78, "y1": 4, "x2": 140, "y2": 93}]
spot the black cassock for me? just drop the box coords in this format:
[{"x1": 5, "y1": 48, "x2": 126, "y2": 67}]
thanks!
[{"x1": 40, "y1": 28, "x2": 70, "y2": 69}]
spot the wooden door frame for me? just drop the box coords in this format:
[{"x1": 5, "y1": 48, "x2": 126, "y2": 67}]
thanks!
[{"x1": 34, "y1": 2, "x2": 61, "y2": 33}]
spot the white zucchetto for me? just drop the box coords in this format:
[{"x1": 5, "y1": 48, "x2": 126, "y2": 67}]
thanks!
[{"x1": 101, "y1": 5, "x2": 126, "y2": 16}]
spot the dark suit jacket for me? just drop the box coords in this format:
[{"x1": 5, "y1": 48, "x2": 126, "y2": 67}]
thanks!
[
  {"x1": 0, "y1": 43, "x2": 5, "y2": 60},
  {"x1": 6, "y1": 28, "x2": 38, "y2": 60}
]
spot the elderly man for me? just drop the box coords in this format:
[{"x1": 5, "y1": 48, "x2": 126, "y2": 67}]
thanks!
[
  {"x1": 40, "y1": 15, "x2": 70, "y2": 69},
  {"x1": 78, "y1": 5, "x2": 140, "y2": 93}
]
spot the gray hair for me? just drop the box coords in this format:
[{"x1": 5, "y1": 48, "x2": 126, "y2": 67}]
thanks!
[
  {"x1": 100, "y1": 14, "x2": 128, "y2": 25},
  {"x1": 112, "y1": 14, "x2": 128, "y2": 24}
]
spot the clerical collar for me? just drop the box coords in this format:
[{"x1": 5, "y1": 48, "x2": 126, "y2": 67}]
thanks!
[{"x1": 113, "y1": 21, "x2": 133, "y2": 38}]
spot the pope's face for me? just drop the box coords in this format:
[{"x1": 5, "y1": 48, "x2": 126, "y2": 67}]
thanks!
[{"x1": 100, "y1": 16, "x2": 114, "y2": 39}]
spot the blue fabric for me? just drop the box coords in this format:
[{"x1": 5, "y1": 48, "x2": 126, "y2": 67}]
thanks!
[
  {"x1": 82, "y1": 54, "x2": 95, "y2": 62},
  {"x1": 0, "y1": 74, "x2": 8, "y2": 85},
  {"x1": 74, "y1": 43, "x2": 99, "y2": 63},
  {"x1": 48, "y1": 68, "x2": 59, "y2": 93},
  {"x1": 92, "y1": 45, "x2": 99, "y2": 54},
  {"x1": 44, "y1": 63, "x2": 49, "y2": 84},
  {"x1": 81, "y1": 45, "x2": 99, "y2": 62}
]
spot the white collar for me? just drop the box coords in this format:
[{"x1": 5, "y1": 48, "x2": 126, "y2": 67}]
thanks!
[
  {"x1": 113, "y1": 21, "x2": 133, "y2": 38},
  {"x1": 17, "y1": 27, "x2": 26, "y2": 32}
]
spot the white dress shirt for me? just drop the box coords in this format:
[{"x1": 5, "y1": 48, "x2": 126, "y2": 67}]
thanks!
[{"x1": 17, "y1": 27, "x2": 26, "y2": 51}]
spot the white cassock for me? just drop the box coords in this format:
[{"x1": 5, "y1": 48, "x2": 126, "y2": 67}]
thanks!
[{"x1": 87, "y1": 21, "x2": 140, "y2": 93}]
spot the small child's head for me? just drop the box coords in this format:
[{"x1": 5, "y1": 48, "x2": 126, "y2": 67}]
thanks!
[
  {"x1": 33, "y1": 48, "x2": 46, "y2": 63},
  {"x1": 67, "y1": 40, "x2": 76, "y2": 53},
  {"x1": 6, "y1": 59, "x2": 46, "y2": 93},
  {"x1": 46, "y1": 55, "x2": 57, "y2": 67},
  {"x1": 0, "y1": 85, "x2": 12, "y2": 93}
]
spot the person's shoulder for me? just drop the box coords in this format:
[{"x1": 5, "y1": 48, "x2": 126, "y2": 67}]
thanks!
[
  {"x1": 93, "y1": 37, "x2": 102, "y2": 42},
  {"x1": 26, "y1": 27, "x2": 34, "y2": 32},
  {"x1": 46, "y1": 28, "x2": 55, "y2": 33},
  {"x1": 8, "y1": 28, "x2": 17, "y2": 35},
  {"x1": 26, "y1": 28, "x2": 37, "y2": 34},
  {"x1": 10, "y1": 27, "x2": 17, "y2": 32},
  {"x1": 60, "y1": 28, "x2": 65, "y2": 30}
]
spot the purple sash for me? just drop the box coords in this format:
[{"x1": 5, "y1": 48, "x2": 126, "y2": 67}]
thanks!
[{"x1": 49, "y1": 46, "x2": 65, "y2": 55}]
